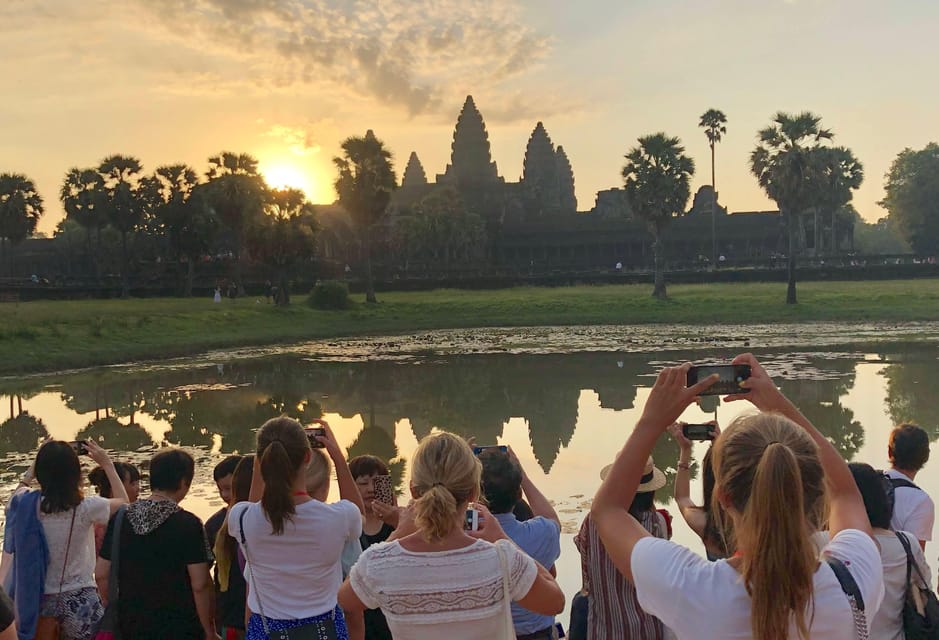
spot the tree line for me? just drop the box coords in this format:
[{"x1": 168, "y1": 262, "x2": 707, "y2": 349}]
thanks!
[{"x1": 1, "y1": 118, "x2": 938, "y2": 305}]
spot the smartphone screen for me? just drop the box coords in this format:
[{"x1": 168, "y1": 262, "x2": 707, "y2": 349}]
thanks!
[
  {"x1": 372, "y1": 474, "x2": 394, "y2": 505},
  {"x1": 472, "y1": 445, "x2": 508, "y2": 457},
  {"x1": 305, "y1": 427, "x2": 326, "y2": 448},
  {"x1": 682, "y1": 424, "x2": 715, "y2": 441},
  {"x1": 687, "y1": 364, "x2": 751, "y2": 396},
  {"x1": 464, "y1": 508, "x2": 479, "y2": 531},
  {"x1": 69, "y1": 440, "x2": 89, "y2": 455}
]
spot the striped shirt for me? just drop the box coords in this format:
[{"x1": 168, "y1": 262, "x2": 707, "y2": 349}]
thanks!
[{"x1": 574, "y1": 511, "x2": 669, "y2": 640}]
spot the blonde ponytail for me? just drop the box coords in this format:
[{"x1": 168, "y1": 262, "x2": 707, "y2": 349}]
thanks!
[
  {"x1": 410, "y1": 432, "x2": 480, "y2": 542},
  {"x1": 713, "y1": 414, "x2": 823, "y2": 640}
]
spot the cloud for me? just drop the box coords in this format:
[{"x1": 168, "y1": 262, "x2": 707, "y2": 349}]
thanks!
[{"x1": 264, "y1": 122, "x2": 326, "y2": 156}]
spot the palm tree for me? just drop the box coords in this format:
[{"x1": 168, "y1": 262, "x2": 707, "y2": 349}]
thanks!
[
  {"x1": 203, "y1": 152, "x2": 268, "y2": 296},
  {"x1": 0, "y1": 173, "x2": 44, "y2": 275},
  {"x1": 144, "y1": 164, "x2": 218, "y2": 296},
  {"x1": 334, "y1": 130, "x2": 397, "y2": 303},
  {"x1": 698, "y1": 109, "x2": 727, "y2": 267},
  {"x1": 246, "y1": 187, "x2": 317, "y2": 306},
  {"x1": 814, "y1": 147, "x2": 863, "y2": 255},
  {"x1": 98, "y1": 155, "x2": 147, "y2": 297},
  {"x1": 60, "y1": 168, "x2": 107, "y2": 280},
  {"x1": 622, "y1": 133, "x2": 695, "y2": 299},
  {"x1": 750, "y1": 111, "x2": 833, "y2": 304}
]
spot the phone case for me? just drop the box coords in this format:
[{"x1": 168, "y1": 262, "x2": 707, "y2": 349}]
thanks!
[{"x1": 373, "y1": 474, "x2": 394, "y2": 505}]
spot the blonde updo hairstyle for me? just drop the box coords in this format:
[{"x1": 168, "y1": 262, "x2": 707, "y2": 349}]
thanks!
[
  {"x1": 411, "y1": 432, "x2": 481, "y2": 541},
  {"x1": 305, "y1": 448, "x2": 332, "y2": 501},
  {"x1": 711, "y1": 412, "x2": 824, "y2": 640}
]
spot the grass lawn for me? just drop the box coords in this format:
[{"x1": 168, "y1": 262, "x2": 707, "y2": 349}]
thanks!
[{"x1": 1, "y1": 279, "x2": 937, "y2": 375}]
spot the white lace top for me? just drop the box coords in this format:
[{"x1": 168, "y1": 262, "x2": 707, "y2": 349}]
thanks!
[{"x1": 349, "y1": 538, "x2": 538, "y2": 640}]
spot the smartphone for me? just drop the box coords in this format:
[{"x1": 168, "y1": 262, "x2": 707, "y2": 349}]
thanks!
[
  {"x1": 372, "y1": 474, "x2": 394, "y2": 505},
  {"x1": 472, "y1": 445, "x2": 508, "y2": 457},
  {"x1": 305, "y1": 427, "x2": 326, "y2": 449},
  {"x1": 687, "y1": 364, "x2": 751, "y2": 396},
  {"x1": 69, "y1": 440, "x2": 89, "y2": 456},
  {"x1": 682, "y1": 424, "x2": 716, "y2": 441},
  {"x1": 464, "y1": 508, "x2": 480, "y2": 531}
]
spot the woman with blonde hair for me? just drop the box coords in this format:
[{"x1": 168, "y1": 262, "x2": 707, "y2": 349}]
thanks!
[
  {"x1": 339, "y1": 431, "x2": 564, "y2": 639},
  {"x1": 591, "y1": 354, "x2": 885, "y2": 640}
]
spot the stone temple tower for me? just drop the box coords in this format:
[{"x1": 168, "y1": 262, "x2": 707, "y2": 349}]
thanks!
[
  {"x1": 438, "y1": 95, "x2": 501, "y2": 186},
  {"x1": 402, "y1": 151, "x2": 428, "y2": 187}
]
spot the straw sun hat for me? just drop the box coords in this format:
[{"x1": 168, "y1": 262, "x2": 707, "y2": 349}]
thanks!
[{"x1": 599, "y1": 456, "x2": 666, "y2": 493}]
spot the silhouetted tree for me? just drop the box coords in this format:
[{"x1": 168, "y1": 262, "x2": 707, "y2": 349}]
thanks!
[
  {"x1": 246, "y1": 187, "x2": 317, "y2": 305},
  {"x1": 60, "y1": 167, "x2": 107, "y2": 280},
  {"x1": 699, "y1": 109, "x2": 727, "y2": 266},
  {"x1": 0, "y1": 173, "x2": 43, "y2": 274},
  {"x1": 880, "y1": 143, "x2": 939, "y2": 256},
  {"x1": 98, "y1": 155, "x2": 147, "y2": 297},
  {"x1": 203, "y1": 152, "x2": 268, "y2": 295},
  {"x1": 622, "y1": 133, "x2": 695, "y2": 299},
  {"x1": 750, "y1": 112, "x2": 833, "y2": 304},
  {"x1": 334, "y1": 130, "x2": 396, "y2": 303},
  {"x1": 812, "y1": 146, "x2": 863, "y2": 255}
]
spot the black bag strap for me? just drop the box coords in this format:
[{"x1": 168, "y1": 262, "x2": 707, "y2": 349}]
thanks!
[
  {"x1": 108, "y1": 505, "x2": 127, "y2": 605},
  {"x1": 890, "y1": 476, "x2": 923, "y2": 491},
  {"x1": 827, "y1": 557, "x2": 869, "y2": 640},
  {"x1": 896, "y1": 530, "x2": 929, "y2": 590},
  {"x1": 50, "y1": 506, "x2": 79, "y2": 616}
]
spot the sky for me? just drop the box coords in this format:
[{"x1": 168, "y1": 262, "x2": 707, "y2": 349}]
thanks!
[{"x1": 3, "y1": 0, "x2": 938, "y2": 235}]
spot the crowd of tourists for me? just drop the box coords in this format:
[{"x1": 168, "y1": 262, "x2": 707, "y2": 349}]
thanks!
[{"x1": 2, "y1": 353, "x2": 938, "y2": 639}]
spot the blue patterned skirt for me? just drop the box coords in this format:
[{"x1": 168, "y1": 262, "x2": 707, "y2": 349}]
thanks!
[{"x1": 246, "y1": 605, "x2": 348, "y2": 640}]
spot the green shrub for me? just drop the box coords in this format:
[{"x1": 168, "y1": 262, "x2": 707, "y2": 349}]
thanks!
[
  {"x1": 11, "y1": 327, "x2": 39, "y2": 340},
  {"x1": 308, "y1": 281, "x2": 350, "y2": 310}
]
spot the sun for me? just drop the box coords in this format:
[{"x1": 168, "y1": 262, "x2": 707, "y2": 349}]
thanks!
[{"x1": 260, "y1": 162, "x2": 313, "y2": 197}]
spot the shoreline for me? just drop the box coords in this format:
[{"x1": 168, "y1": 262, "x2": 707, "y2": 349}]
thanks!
[{"x1": 2, "y1": 279, "x2": 939, "y2": 377}]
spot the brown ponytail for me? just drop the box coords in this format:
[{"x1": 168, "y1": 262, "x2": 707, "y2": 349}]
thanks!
[
  {"x1": 713, "y1": 414, "x2": 823, "y2": 640},
  {"x1": 256, "y1": 417, "x2": 310, "y2": 535},
  {"x1": 411, "y1": 432, "x2": 480, "y2": 542}
]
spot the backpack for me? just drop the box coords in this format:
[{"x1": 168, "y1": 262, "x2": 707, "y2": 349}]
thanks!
[{"x1": 882, "y1": 472, "x2": 923, "y2": 520}]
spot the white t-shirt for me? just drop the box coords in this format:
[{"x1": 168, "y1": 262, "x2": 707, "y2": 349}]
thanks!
[
  {"x1": 631, "y1": 529, "x2": 885, "y2": 640},
  {"x1": 229, "y1": 499, "x2": 361, "y2": 620},
  {"x1": 886, "y1": 469, "x2": 935, "y2": 542},
  {"x1": 39, "y1": 495, "x2": 111, "y2": 594},
  {"x1": 871, "y1": 530, "x2": 933, "y2": 640},
  {"x1": 349, "y1": 538, "x2": 538, "y2": 640}
]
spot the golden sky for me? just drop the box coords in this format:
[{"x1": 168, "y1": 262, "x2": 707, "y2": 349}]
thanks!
[{"x1": 3, "y1": 0, "x2": 938, "y2": 234}]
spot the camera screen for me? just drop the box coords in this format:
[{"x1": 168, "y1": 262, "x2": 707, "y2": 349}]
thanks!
[{"x1": 688, "y1": 365, "x2": 750, "y2": 396}]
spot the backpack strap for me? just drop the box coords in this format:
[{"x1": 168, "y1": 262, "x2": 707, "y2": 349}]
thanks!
[
  {"x1": 895, "y1": 530, "x2": 930, "y2": 589},
  {"x1": 890, "y1": 477, "x2": 922, "y2": 491},
  {"x1": 827, "y1": 557, "x2": 869, "y2": 640}
]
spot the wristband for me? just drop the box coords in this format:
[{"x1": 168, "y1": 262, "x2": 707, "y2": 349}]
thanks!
[{"x1": 677, "y1": 462, "x2": 691, "y2": 471}]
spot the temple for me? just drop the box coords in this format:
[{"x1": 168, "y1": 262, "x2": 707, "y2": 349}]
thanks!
[{"x1": 321, "y1": 95, "x2": 854, "y2": 274}]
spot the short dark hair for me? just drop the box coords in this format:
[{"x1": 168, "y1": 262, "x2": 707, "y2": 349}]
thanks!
[
  {"x1": 89, "y1": 462, "x2": 141, "y2": 499},
  {"x1": 849, "y1": 462, "x2": 892, "y2": 529},
  {"x1": 349, "y1": 455, "x2": 389, "y2": 479},
  {"x1": 890, "y1": 423, "x2": 931, "y2": 471},
  {"x1": 479, "y1": 449, "x2": 522, "y2": 514},
  {"x1": 214, "y1": 455, "x2": 243, "y2": 482},
  {"x1": 149, "y1": 449, "x2": 195, "y2": 492},
  {"x1": 36, "y1": 441, "x2": 83, "y2": 514}
]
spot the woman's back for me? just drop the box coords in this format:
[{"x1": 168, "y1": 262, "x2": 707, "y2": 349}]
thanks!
[
  {"x1": 630, "y1": 529, "x2": 884, "y2": 640},
  {"x1": 348, "y1": 538, "x2": 536, "y2": 640},
  {"x1": 39, "y1": 495, "x2": 110, "y2": 594},
  {"x1": 231, "y1": 498, "x2": 361, "y2": 620}
]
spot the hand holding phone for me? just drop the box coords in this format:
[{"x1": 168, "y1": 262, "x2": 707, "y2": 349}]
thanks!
[
  {"x1": 687, "y1": 364, "x2": 751, "y2": 396},
  {"x1": 69, "y1": 440, "x2": 89, "y2": 456},
  {"x1": 305, "y1": 427, "x2": 326, "y2": 448},
  {"x1": 372, "y1": 474, "x2": 394, "y2": 505},
  {"x1": 682, "y1": 423, "x2": 717, "y2": 441},
  {"x1": 464, "y1": 508, "x2": 480, "y2": 531}
]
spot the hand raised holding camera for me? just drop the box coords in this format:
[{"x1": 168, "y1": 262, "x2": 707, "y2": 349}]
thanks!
[
  {"x1": 723, "y1": 354, "x2": 788, "y2": 413},
  {"x1": 308, "y1": 419, "x2": 342, "y2": 460},
  {"x1": 84, "y1": 439, "x2": 113, "y2": 467},
  {"x1": 371, "y1": 500, "x2": 400, "y2": 528},
  {"x1": 639, "y1": 363, "x2": 717, "y2": 432},
  {"x1": 667, "y1": 423, "x2": 693, "y2": 452},
  {"x1": 466, "y1": 503, "x2": 508, "y2": 544}
]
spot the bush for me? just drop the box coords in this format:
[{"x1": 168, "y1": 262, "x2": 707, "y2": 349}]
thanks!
[{"x1": 308, "y1": 281, "x2": 350, "y2": 310}]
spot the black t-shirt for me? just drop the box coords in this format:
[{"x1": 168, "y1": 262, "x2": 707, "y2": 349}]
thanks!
[
  {"x1": 204, "y1": 507, "x2": 227, "y2": 554},
  {"x1": 101, "y1": 508, "x2": 210, "y2": 640},
  {"x1": 0, "y1": 588, "x2": 13, "y2": 632}
]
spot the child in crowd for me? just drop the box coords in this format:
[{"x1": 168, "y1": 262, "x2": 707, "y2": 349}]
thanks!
[
  {"x1": 885, "y1": 423, "x2": 935, "y2": 550},
  {"x1": 88, "y1": 461, "x2": 141, "y2": 553},
  {"x1": 214, "y1": 455, "x2": 254, "y2": 640},
  {"x1": 205, "y1": 456, "x2": 243, "y2": 556}
]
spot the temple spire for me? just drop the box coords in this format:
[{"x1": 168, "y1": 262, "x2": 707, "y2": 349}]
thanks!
[
  {"x1": 556, "y1": 145, "x2": 577, "y2": 212},
  {"x1": 439, "y1": 95, "x2": 500, "y2": 185},
  {"x1": 522, "y1": 122, "x2": 560, "y2": 213},
  {"x1": 402, "y1": 151, "x2": 428, "y2": 187}
]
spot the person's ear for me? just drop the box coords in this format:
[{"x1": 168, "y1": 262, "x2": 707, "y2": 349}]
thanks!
[
  {"x1": 409, "y1": 483, "x2": 419, "y2": 500},
  {"x1": 888, "y1": 445, "x2": 895, "y2": 464},
  {"x1": 304, "y1": 450, "x2": 312, "y2": 466}
]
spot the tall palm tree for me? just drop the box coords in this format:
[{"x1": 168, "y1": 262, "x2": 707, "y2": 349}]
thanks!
[
  {"x1": 60, "y1": 167, "x2": 107, "y2": 280},
  {"x1": 0, "y1": 173, "x2": 44, "y2": 275},
  {"x1": 698, "y1": 109, "x2": 727, "y2": 267},
  {"x1": 750, "y1": 111, "x2": 833, "y2": 304},
  {"x1": 622, "y1": 133, "x2": 695, "y2": 299},
  {"x1": 814, "y1": 146, "x2": 863, "y2": 255},
  {"x1": 203, "y1": 152, "x2": 268, "y2": 295},
  {"x1": 334, "y1": 130, "x2": 397, "y2": 303},
  {"x1": 98, "y1": 155, "x2": 147, "y2": 297}
]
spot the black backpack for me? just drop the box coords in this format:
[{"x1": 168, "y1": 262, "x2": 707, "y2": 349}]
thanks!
[{"x1": 882, "y1": 472, "x2": 923, "y2": 519}]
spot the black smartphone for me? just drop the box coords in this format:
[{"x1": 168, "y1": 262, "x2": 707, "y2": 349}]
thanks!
[
  {"x1": 69, "y1": 440, "x2": 89, "y2": 456},
  {"x1": 687, "y1": 364, "x2": 751, "y2": 396},
  {"x1": 472, "y1": 445, "x2": 508, "y2": 456},
  {"x1": 682, "y1": 424, "x2": 716, "y2": 441},
  {"x1": 305, "y1": 427, "x2": 326, "y2": 449}
]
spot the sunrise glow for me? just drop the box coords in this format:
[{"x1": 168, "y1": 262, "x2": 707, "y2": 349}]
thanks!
[{"x1": 260, "y1": 162, "x2": 315, "y2": 200}]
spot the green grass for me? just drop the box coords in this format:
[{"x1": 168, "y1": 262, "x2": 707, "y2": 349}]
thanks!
[{"x1": 1, "y1": 279, "x2": 937, "y2": 375}]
